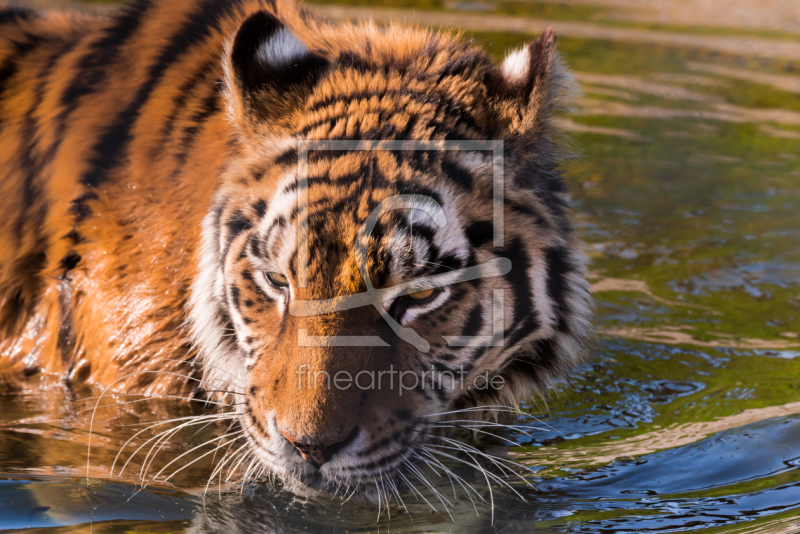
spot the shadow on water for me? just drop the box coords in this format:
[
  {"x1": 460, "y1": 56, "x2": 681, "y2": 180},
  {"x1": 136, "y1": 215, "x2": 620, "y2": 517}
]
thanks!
[{"x1": 4, "y1": 0, "x2": 800, "y2": 532}]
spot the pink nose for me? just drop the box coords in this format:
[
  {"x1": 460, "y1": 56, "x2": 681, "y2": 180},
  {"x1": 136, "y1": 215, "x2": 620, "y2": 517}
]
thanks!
[{"x1": 278, "y1": 428, "x2": 357, "y2": 467}]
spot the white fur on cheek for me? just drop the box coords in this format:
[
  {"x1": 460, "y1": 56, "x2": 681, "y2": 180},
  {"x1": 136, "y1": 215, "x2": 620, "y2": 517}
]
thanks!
[
  {"x1": 502, "y1": 47, "x2": 530, "y2": 83},
  {"x1": 257, "y1": 27, "x2": 308, "y2": 68},
  {"x1": 187, "y1": 198, "x2": 247, "y2": 397}
]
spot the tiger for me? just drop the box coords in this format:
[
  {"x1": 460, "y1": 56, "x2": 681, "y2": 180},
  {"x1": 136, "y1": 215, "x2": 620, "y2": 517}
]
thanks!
[{"x1": 0, "y1": 0, "x2": 592, "y2": 499}]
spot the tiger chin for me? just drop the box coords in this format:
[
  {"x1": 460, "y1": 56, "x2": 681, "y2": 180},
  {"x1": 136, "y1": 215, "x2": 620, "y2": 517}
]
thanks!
[{"x1": 0, "y1": 0, "x2": 591, "y2": 501}]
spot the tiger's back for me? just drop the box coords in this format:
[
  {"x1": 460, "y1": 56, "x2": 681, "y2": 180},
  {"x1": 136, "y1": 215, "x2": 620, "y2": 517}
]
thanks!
[
  {"x1": 0, "y1": 0, "x2": 271, "y2": 391},
  {"x1": 0, "y1": 6, "x2": 92, "y2": 350}
]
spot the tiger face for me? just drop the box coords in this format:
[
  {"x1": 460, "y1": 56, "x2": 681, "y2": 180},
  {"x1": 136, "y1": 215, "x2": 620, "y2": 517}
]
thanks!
[{"x1": 188, "y1": 9, "x2": 592, "y2": 496}]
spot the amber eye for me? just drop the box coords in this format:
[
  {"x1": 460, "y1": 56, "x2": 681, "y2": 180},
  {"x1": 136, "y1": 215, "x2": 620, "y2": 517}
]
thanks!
[
  {"x1": 406, "y1": 287, "x2": 436, "y2": 301},
  {"x1": 266, "y1": 272, "x2": 290, "y2": 289}
]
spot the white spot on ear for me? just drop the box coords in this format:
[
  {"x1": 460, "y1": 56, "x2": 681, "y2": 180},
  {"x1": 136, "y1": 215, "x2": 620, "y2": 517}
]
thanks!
[
  {"x1": 501, "y1": 47, "x2": 530, "y2": 83},
  {"x1": 257, "y1": 27, "x2": 308, "y2": 68}
]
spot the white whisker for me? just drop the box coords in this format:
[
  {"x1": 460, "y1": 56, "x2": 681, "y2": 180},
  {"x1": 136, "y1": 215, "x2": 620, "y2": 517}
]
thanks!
[
  {"x1": 154, "y1": 430, "x2": 246, "y2": 482},
  {"x1": 405, "y1": 462, "x2": 454, "y2": 522},
  {"x1": 414, "y1": 449, "x2": 483, "y2": 514},
  {"x1": 425, "y1": 436, "x2": 532, "y2": 487},
  {"x1": 421, "y1": 444, "x2": 496, "y2": 524},
  {"x1": 397, "y1": 469, "x2": 437, "y2": 513},
  {"x1": 87, "y1": 369, "x2": 243, "y2": 484},
  {"x1": 114, "y1": 413, "x2": 236, "y2": 478}
]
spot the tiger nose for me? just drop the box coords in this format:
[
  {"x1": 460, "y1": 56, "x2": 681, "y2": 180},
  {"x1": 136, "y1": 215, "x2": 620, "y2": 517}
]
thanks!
[{"x1": 278, "y1": 427, "x2": 358, "y2": 467}]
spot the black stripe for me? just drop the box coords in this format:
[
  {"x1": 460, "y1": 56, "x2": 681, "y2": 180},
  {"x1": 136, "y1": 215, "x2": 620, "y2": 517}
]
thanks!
[
  {"x1": 252, "y1": 199, "x2": 268, "y2": 219},
  {"x1": 240, "y1": 269, "x2": 256, "y2": 285},
  {"x1": 14, "y1": 32, "x2": 80, "y2": 236},
  {"x1": 249, "y1": 235, "x2": 264, "y2": 259},
  {"x1": 337, "y1": 51, "x2": 371, "y2": 74},
  {"x1": 440, "y1": 156, "x2": 473, "y2": 189},
  {"x1": 300, "y1": 88, "x2": 480, "y2": 136},
  {"x1": 515, "y1": 160, "x2": 571, "y2": 231},
  {"x1": 370, "y1": 247, "x2": 392, "y2": 289},
  {"x1": 173, "y1": 86, "x2": 222, "y2": 169},
  {"x1": 435, "y1": 49, "x2": 484, "y2": 80},
  {"x1": 308, "y1": 190, "x2": 362, "y2": 218},
  {"x1": 14, "y1": 45, "x2": 64, "y2": 239},
  {"x1": 263, "y1": 215, "x2": 287, "y2": 244},
  {"x1": 530, "y1": 338, "x2": 560, "y2": 373},
  {"x1": 359, "y1": 121, "x2": 402, "y2": 141},
  {"x1": 306, "y1": 84, "x2": 431, "y2": 115},
  {"x1": 58, "y1": 252, "x2": 82, "y2": 273},
  {"x1": 300, "y1": 111, "x2": 478, "y2": 141},
  {"x1": 464, "y1": 220, "x2": 492, "y2": 249},
  {"x1": 544, "y1": 247, "x2": 572, "y2": 333},
  {"x1": 279, "y1": 181, "x2": 298, "y2": 197},
  {"x1": 502, "y1": 239, "x2": 540, "y2": 348},
  {"x1": 248, "y1": 164, "x2": 267, "y2": 182},
  {"x1": 267, "y1": 219, "x2": 289, "y2": 259},
  {"x1": 499, "y1": 337, "x2": 560, "y2": 387},
  {"x1": 432, "y1": 253, "x2": 463, "y2": 275},
  {"x1": 57, "y1": 1, "x2": 153, "y2": 136},
  {"x1": 229, "y1": 285, "x2": 241, "y2": 311},
  {"x1": 274, "y1": 148, "x2": 298, "y2": 167},
  {"x1": 151, "y1": 58, "x2": 216, "y2": 159},
  {"x1": 510, "y1": 201, "x2": 550, "y2": 230},
  {"x1": 0, "y1": 34, "x2": 45, "y2": 101},
  {"x1": 0, "y1": 6, "x2": 38, "y2": 26},
  {"x1": 216, "y1": 306, "x2": 236, "y2": 343},
  {"x1": 460, "y1": 303, "x2": 483, "y2": 337},
  {"x1": 457, "y1": 360, "x2": 474, "y2": 375},
  {"x1": 305, "y1": 158, "x2": 374, "y2": 188},
  {"x1": 63, "y1": 229, "x2": 84, "y2": 245},
  {"x1": 69, "y1": 192, "x2": 99, "y2": 223},
  {"x1": 223, "y1": 210, "x2": 253, "y2": 261},
  {"x1": 80, "y1": 0, "x2": 242, "y2": 188}
]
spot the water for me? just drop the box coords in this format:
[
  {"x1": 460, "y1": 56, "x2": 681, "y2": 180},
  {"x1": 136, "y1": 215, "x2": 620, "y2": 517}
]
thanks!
[{"x1": 3, "y1": 0, "x2": 800, "y2": 532}]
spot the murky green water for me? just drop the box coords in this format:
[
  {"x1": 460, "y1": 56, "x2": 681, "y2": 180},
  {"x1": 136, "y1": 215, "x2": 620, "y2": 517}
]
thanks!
[{"x1": 3, "y1": 0, "x2": 800, "y2": 532}]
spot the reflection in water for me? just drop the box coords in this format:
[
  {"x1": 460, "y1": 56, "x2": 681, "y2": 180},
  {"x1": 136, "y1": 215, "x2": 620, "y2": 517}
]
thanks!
[
  {"x1": 686, "y1": 62, "x2": 800, "y2": 95},
  {"x1": 518, "y1": 402, "x2": 800, "y2": 469},
  {"x1": 4, "y1": 0, "x2": 800, "y2": 532},
  {"x1": 579, "y1": 97, "x2": 800, "y2": 126},
  {"x1": 601, "y1": 325, "x2": 800, "y2": 349},
  {"x1": 524, "y1": 0, "x2": 800, "y2": 34}
]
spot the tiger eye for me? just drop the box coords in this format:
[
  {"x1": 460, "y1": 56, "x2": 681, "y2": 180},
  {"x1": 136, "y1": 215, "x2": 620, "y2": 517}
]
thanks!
[
  {"x1": 406, "y1": 287, "x2": 435, "y2": 301},
  {"x1": 266, "y1": 272, "x2": 290, "y2": 288}
]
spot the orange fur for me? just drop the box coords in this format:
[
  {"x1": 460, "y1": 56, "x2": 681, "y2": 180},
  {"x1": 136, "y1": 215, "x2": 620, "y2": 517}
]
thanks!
[
  {"x1": 0, "y1": 1, "x2": 268, "y2": 393},
  {"x1": 0, "y1": 0, "x2": 589, "y2": 414}
]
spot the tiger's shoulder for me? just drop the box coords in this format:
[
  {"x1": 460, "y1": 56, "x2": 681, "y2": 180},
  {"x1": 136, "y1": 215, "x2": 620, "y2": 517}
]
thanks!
[{"x1": 0, "y1": 0, "x2": 278, "y2": 391}]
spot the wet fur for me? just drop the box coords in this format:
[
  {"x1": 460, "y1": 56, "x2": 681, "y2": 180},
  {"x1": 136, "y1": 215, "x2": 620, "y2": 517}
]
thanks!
[{"x1": 0, "y1": 0, "x2": 592, "y2": 498}]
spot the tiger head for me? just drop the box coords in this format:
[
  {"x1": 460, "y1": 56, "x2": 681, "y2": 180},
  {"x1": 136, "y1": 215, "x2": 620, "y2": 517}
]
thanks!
[{"x1": 188, "y1": 5, "x2": 592, "y2": 497}]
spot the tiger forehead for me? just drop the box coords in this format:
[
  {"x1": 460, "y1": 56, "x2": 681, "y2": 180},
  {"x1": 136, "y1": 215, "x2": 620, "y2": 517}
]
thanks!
[
  {"x1": 294, "y1": 160, "x2": 450, "y2": 299},
  {"x1": 304, "y1": 29, "x2": 493, "y2": 83},
  {"x1": 294, "y1": 43, "x2": 496, "y2": 140},
  {"x1": 298, "y1": 215, "x2": 391, "y2": 300},
  {"x1": 301, "y1": 149, "x2": 453, "y2": 208}
]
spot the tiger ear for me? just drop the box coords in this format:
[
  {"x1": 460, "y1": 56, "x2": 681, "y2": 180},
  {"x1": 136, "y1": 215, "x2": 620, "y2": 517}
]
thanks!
[
  {"x1": 486, "y1": 28, "x2": 561, "y2": 138},
  {"x1": 225, "y1": 11, "x2": 329, "y2": 135}
]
